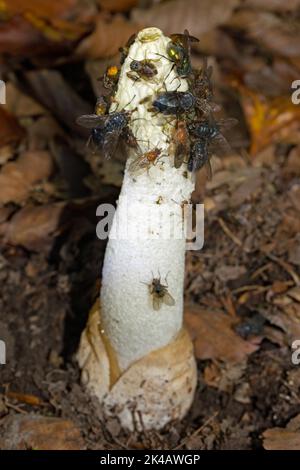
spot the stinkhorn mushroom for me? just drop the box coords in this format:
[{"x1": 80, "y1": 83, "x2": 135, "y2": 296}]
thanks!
[{"x1": 77, "y1": 27, "x2": 197, "y2": 431}]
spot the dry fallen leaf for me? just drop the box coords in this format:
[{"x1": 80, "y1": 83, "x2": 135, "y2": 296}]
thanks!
[
  {"x1": 203, "y1": 360, "x2": 248, "y2": 395},
  {"x1": 76, "y1": 13, "x2": 140, "y2": 59},
  {"x1": 263, "y1": 293, "x2": 300, "y2": 343},
  {"x1": 0, "y1": 15, "x2": 52, "y2": 58},
  {"x1": 1, "y1": 0, "x2": 81, "y2": 19},
  {"x1": 0, "y1": 150, "x2": 53, "y2": 205},
  {"x1": 5, "y1": 391, "x2": 45, "y2": 407},
  {"x1": 216, "y1": 265, "x2": 247, "y2": 282},
  {"x1": 132, "y1": 0, "x2": 239, "y2": 38},
  {"x1": 0, "y1": 0, "x2": 91, "y2": 44},
  {"x1": 97, "y1": 0, "x2": 138, "y2": 12},
  {"x1": 23, "y1": 69, "x2": 92, "y2": 136},
  {"x1": 184, "y1": 305, "x2": 260, "y2": 363},
  {"x1": 0, "y1": 415, "x2": 84, "y2": 450},
  {"x1": 233, "y1": 84, "x2": 300, "y2": 154},
  {"x1": 1, "y1": 202, "x2": 66, "y2": 252},
  {"x1": 5, "y1": 82, "x2": 47, "y2": 117},
  {"x1": 0, "y1": 108, "x2": 25, "y2": 148},
  {"x1": 227, "y1": 10, "x2": 300, "y2": 58},
  {"x1": 263, "y1": 414, "x2": 300, "y2": 450},
  {"x1": 244, "y1": 0, "x2": 300, "y2": 12}
]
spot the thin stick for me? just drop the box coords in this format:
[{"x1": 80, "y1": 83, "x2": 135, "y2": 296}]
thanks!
[
  {"x1": 217, "y1": 217, "x2": 242, "y2": 247},
  {"x1": 264, "y1": 252, "x2": 300, "y2": 286}
]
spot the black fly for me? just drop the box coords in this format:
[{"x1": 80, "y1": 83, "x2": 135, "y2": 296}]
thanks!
[
  {"x1": 145, "y1": 273, "x2": 175, "y2": 311},
  {"x1": 188, "y1": 117, "x2": 237, "y2": 175},
  {"x1": 168, "y1": 29, "x2": 199, "y2": 77},
  {"x1": 152, "y1": 91, "x2": 196, "y2": 115},
  {"x1": 76, "y1": 110, "x2": 133, "y2": 159},
  {"x1": 156, "y1": 29, "x2": 198, "y2": 79},
  {"x1": 191, "y1": 58, "x2": 219, "y2": 115}
]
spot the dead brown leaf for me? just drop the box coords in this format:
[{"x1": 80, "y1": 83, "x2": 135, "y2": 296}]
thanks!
[
  {"x1": 5, "y1": 391, "x2": 45, "y2": 407},
  {"x1": 0, "y1": 0, "x2": 92, "y2": 43},
  {"x1": 1, "y1": 0, "x2": 80, "y2": 19},
  {"x1": 0, "y1": 414, "x2": 84, "y2": 450},
  {"x1": 263, "y1": 414, "x2": 300, "y2": 450},
  {"x1": 244, "y1": 0, "x2": 300, "y2": 12},
  {"x1": 217, "y1": 265, "x2": 247, "y2": 282},
  {"x1": 5, "y1": 82, "x2": 46, "y2": 118},
  {"x1": 227, "y1": 10, "x2": 300, "y2": 58},
  {"x1": 23, "y1": 69, "x2": 92, "y2": 136},
  {"x1": 1, "y1": 202, "x2": 66, "y2": 252},
  {"x1": 27, "y1": 115, "x2": 64, "y2": 151},
  {"x1": 97, "y1": 0, "x2": 138, "y2": 12},
  {"x1": 0, "y1": 15, "x2": 51, "y2": 58},
  {"x1": 233, "y1": 84, "x2": 300, "y2": 154},
  {"x1": 204, "y1": 361, "x2": 248, "y2": 395},
  {"x1": 263, "y1": 292, "x2": 300, "y2": 343},
  {"x1": 132, "y1": 0, "x2": 239, "y2": 38},
  {"x1": 229, "y1": 173, "x2": 262, "y2": 207},
  {"x1": 184, "y1": 305, "x2": 260, "y2": 363},
  {"x1": 0, "y1": 108, "x2": 25, "y2": 148},
  {"x1": 76, "y1": 13, "x2": 140, "y2": 59},
  {"x1": 0, "y1": 151, "x2": 53, "y2": 205}
]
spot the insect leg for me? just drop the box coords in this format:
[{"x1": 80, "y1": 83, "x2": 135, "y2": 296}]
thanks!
[{"x1": 164, "y1": 63, "x2": 175, "y2": 83}]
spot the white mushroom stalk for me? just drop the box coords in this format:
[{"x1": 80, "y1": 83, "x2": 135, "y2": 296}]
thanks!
[{"x1": 77, "y1": 27, "x2": 197, "y2": 431}]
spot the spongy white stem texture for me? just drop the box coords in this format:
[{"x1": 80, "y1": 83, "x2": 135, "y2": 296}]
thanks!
[{"x1": 101, "y1": 27, "x2": 194, "y2": 371}]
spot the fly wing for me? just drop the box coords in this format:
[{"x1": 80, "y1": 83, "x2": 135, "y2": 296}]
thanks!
[
  {"x1": 153, "y1": 295, "x2": 163, "y2": 311},
  {"x1": 210, "y1": 133, "x2": 233, "y2": 157},
  {"x1": 156, "y1": 92, "x2": 180, "y2": 114},
  {"x1": 76, "y1": 114, "x2": 107, "y2": 129},
  {"x1": 128, "y1": 155, "x2": 146, "y2": 174},
  {"x1": 183, "y1": 29, "x2": 199, "y2": 55},
  {"x1": 101, "y1": 129, "x2": 122, "y2": 160},
  {"x1": 174, "y1": 143, "x2": 186, "y2": 168},
  {"x1": 174, "y1": 121, "x2": 190, "y2": 168},
  {"x1": 163, "y1": 292, "x2": 175, "y2": 307},
  {"x1": 171, "y1": 30, "x2": 199, "y2": 47},
  {"x1": 184, "y1": 29, "x2": 199, "y2": 43},
  {"x1": 197, "y1": 98, "x2": 220, "y2": 115},
  {"x1": 174, "y1": 141, "x2": 190, "y2": 168},
  {"x1": 217, "y1": 117, "x2": 238, "y2": 132},
  {"x1": 205, "y1": 159, "x2": 213, "y2": 181}
]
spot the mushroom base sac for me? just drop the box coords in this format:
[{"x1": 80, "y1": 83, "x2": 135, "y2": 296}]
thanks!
[{"x1": 77, "y1": 300, "x2": 197, "y2": 431}]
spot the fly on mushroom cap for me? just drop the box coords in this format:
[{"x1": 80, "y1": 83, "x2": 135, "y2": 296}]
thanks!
[
  {"x1": 173, "y1": 120, "x2": 190, "y2": 169},
  {"x1": 129, "y1": 147, "x2": 163, "y2": 174},
  {"x1": 76, "y1": 109, "x2": 134, "y2": 158},
  {"x1": 152, "y1": 91, "x2": 196, "y2": 115},
  {"x1": 146, "y1": 273, "x2": 175, "y2": 311},
  {"x1": 128, "y1": 59, "x2": 158, "y2": 81},
  {"x1": 103, "y1": 65, "x2": 120, "y2": 90},
  {"x1": 154, "y1": 29, "x2": 199, "y2": 78}
]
